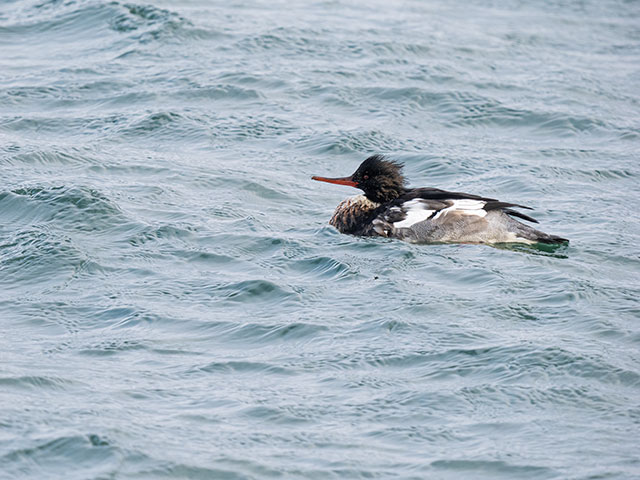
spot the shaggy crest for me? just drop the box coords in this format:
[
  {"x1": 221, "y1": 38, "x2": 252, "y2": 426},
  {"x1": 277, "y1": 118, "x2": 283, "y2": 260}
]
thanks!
[{"x1": 351, "y1": 155, "x2": 406, "y2": 203}]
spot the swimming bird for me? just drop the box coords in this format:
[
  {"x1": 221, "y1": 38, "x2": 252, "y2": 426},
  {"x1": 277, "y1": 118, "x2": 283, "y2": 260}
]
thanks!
[{"x1": 312, "y1": 155, "x2": 568, "y2": 244}]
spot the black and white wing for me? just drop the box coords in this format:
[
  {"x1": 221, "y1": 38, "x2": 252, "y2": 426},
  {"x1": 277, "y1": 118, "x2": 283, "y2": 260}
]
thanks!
[{"x1": 372, "y1": 189, "x2": 538, "y2": 241}]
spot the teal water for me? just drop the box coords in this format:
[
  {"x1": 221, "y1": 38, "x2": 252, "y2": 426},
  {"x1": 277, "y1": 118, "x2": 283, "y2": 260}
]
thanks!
[{"x1": 1, "y1": 0, "x2": 639, "y2": 478}]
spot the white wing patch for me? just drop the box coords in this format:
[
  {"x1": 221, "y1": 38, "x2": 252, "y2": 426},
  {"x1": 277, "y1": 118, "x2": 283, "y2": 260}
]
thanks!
[
  {"x1": 432, "y1": 199, "x2": 487, "y2": 220},
  {"x1": 393, "y1": 199, "x2": 435, "y2": 229}
]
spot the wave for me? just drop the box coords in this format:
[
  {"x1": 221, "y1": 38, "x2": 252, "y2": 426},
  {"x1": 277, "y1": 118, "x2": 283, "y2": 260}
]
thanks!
[
  {"x1": 0, "y1": 185, "x2": 126, "y2": 232},
  {"x1": 0, "y1": 0, "x2": 215, "y2": 48}
]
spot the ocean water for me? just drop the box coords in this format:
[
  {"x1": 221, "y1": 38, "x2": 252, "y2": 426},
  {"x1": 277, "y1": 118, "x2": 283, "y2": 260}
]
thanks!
[{"x1": 1, "y1": 0, "x2": 639, "y2": 478}]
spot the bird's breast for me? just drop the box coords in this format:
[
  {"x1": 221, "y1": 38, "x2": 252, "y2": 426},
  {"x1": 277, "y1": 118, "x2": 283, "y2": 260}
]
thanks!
[{"x1": 329, "y1": 195, "x2": 381, "y2": 235}]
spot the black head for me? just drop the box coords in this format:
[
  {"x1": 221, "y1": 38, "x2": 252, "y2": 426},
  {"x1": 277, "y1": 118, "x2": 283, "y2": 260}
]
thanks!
[
  {"x1": 350, "y1": 155, "x2": 406, "y2": 203},
  {"x1": 312, "y1": 154, "x2": 406, "y2": 203}
]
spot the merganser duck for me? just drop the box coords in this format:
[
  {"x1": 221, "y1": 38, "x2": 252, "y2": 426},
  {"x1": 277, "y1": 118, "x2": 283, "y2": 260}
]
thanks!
[{"x1": 312, "y1": 155, "x2": 568, "y2": 244}]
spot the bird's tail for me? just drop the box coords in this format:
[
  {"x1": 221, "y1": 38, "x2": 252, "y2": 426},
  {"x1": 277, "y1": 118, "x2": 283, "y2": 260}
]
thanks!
[
  {"x1": 535, "y1": 232, "x2": 569, "y2": 244},
  {"x1": 520, "y1": 226, "x2": 568, "y2": 244},
  {"x1": 510, "y1": 218, "x2": 569, "y2": 244}
]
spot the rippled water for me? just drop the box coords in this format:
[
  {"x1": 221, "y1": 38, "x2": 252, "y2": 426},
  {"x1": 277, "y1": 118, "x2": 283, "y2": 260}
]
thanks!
[{"x1": 1, "y1": 0, "x2": 639, "y2": 478}]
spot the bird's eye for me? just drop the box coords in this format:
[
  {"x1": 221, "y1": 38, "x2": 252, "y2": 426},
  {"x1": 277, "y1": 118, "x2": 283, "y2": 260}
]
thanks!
[{"x1": 363, "y1": 175, "x2": 369, "y2": 180}]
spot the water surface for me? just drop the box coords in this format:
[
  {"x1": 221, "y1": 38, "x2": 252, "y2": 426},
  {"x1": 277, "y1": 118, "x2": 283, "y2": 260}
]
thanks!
[{"x1": 1, "y1": 0, "x2": 639, "y2": 479}]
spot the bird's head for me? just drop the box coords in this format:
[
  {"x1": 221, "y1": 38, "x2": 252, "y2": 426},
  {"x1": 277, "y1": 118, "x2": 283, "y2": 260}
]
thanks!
[{"x1": 312, "y1": 154, "x2": 406, "y2": 203}]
